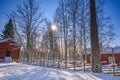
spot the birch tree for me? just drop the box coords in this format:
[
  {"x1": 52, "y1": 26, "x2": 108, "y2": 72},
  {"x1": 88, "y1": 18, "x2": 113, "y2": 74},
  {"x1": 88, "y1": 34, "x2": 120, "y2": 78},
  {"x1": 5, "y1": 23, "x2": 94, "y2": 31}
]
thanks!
[
  {"x1": 54, "y1": 0, "x2": 69, "y2": 69},
  {"x1": 67, "y1": 0, "x2": 81, "y2": 70}
]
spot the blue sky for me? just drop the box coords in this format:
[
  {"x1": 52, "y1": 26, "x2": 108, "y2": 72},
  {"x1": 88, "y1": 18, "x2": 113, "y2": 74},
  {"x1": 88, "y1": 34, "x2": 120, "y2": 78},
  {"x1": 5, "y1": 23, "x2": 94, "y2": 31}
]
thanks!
[
  {"x1": 0, "y1": 0, "x2": 59, "y2": 29},
  {"x1": 0, "y1": 0, "x2": 120, "y2": 46},
  {"x1": 104, "y1": 0, "x2": 120, "y2": 46},
  {"x1": 0, "y1": 0, "x2": 23, "y2": 30}
]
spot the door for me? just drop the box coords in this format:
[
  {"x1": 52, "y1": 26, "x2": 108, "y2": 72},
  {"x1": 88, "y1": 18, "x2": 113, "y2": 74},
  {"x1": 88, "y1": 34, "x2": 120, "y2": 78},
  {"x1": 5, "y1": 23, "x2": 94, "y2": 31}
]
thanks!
[
  {"x1": 5, "y1": 51, "x2": 11, "y2": 57},
  {"x1": 5, "y1": 50, "x2": 12, "y2": 62}
]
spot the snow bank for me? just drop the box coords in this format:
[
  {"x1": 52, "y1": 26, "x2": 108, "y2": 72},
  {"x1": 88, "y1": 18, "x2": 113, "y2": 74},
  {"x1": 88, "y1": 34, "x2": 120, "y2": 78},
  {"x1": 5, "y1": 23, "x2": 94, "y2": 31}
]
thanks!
[{"x1": 0, "y1": 62, "x2": 119, "y2": 80}]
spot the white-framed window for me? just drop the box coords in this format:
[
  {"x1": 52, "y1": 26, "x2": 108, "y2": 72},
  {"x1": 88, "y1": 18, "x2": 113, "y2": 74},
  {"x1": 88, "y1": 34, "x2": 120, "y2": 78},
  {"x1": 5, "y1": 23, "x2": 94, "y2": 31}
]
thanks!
[{"x1": 109, "y1": 57, "x2": 115, "y2": 63}]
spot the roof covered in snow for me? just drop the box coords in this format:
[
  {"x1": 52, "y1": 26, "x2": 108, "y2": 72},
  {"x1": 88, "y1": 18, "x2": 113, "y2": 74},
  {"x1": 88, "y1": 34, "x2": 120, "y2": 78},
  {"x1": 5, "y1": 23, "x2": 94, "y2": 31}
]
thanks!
[
  {"x1": 0, "y1": 38, "x2": 15, "y2": 43},
  {"x1": 0, "y1": 38, "x2": 20, "y2": 47},
  {"x1": 86, "y1": 47, "x2": 120, "y2": 54}
]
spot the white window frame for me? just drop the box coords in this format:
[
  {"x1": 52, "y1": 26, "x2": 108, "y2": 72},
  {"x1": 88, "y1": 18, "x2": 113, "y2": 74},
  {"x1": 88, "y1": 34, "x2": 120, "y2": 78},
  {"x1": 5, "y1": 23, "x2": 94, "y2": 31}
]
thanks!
[{"x1": 109, "y1": 57, "x2": 115, "y2": 63}]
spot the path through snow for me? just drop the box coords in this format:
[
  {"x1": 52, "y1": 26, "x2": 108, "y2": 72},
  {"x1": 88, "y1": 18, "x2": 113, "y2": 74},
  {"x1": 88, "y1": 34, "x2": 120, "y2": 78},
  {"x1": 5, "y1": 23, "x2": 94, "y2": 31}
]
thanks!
[{"x1": 0, "y1": 63, "x2": 119, "y2": 80}]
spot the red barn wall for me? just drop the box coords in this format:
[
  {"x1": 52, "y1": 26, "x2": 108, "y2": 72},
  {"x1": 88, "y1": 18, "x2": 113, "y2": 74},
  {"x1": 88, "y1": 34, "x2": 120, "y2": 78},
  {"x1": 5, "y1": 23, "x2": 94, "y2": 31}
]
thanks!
[
  {"x1": 114, "y1": 54, "x2": 120, "y2": 64},
  {"x1": 101, "y1": 54, "x2": 111, "y2": 64},
  {"x1": 11, "y1": 49, "x2": 20, "y2": 60},
  {"x1": 0, "y1": 49, "x2": 5, "y2": 59},
  {"x1": 0, "y1": 40, "x2": 20, "y2": 61},
  {"x1": 86, "y1": 54, "x2": 120, "y2": 65},
  {"x1": 86, "y1": 54, "x2": 91, "y2": 63}
]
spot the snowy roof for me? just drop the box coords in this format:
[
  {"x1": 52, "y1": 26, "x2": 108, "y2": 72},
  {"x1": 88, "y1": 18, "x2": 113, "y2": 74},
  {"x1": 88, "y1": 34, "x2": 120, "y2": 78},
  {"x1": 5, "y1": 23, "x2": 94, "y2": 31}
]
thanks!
[
  {"x1": 86, "y1": 47, "x2": 120, "y2": 54},
  {"x1": 0, "y1": 38, "x2": 20, "y2": 48},
  {"x1": 0, "y1": 38, "x2": 14, "y2": 43},
  {"x1": 0, "y1": 38, "x2": 11, "y2": 43}
]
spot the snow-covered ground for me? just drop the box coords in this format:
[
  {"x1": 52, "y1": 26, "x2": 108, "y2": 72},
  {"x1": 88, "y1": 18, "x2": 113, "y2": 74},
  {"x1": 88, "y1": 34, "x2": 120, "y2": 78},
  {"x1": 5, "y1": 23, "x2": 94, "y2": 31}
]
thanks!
[{"x1": 0, "y1": 62, "x2": 120, "y2": 80}]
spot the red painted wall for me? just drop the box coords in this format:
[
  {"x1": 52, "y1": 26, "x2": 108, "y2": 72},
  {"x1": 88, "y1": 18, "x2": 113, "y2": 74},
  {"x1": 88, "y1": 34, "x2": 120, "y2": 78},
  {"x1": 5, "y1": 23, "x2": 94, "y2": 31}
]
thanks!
[
  {"x1": 86, "y1": 54, "x2": 120, "y2": 65},
  {"x1": 0, "y1": 40, "x2": 20, "y2": 61},
  {"x1": 114, "y1": 54, "x2": 120, "y2": 64}
]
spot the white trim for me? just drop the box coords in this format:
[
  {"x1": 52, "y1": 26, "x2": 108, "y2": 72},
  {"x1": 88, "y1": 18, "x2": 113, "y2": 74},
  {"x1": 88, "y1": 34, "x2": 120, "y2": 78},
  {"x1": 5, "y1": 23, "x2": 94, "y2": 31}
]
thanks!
[{"x1": 109, "y1": 57, "x2": 115, "y2": 63}]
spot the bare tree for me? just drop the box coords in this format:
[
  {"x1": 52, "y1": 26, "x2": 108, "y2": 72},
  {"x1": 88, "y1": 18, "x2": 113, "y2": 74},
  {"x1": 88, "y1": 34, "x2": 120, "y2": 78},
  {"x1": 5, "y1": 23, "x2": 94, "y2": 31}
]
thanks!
[
  {"x1": 53, "y1": 0, "x2": 113, "y2": 71},
  {"x1": 54, "y1": 0, "x2": 69, "y2": 69},
  {"x1": 11, "y1": 0, "x2": 44, "y2": 63},
  {"x1": 54, "y1": 0, "x2": 89, "y2": 70},
  {"x1": 89, "y1": 0, "x2": 102, "y2": 73},
  {"x1": 78, "y1": 0, "x2": 89, "y2": 72},
  {"x1": 67, "y1": 0, "x2": 81, "y2": 70},
  {"x1": 41, "y1": 20, "x2": 59, "y2": 67}
]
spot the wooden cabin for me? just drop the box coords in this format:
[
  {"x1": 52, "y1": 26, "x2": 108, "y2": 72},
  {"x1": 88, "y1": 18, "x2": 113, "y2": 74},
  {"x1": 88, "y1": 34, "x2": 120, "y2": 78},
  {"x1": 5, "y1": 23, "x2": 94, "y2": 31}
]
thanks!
[
  {"x1": 85, "y1": 47, "x2": 120, "y2": 65},
  {"x1": 0, "y1": 39, "x2": 20, "y2": 62}
]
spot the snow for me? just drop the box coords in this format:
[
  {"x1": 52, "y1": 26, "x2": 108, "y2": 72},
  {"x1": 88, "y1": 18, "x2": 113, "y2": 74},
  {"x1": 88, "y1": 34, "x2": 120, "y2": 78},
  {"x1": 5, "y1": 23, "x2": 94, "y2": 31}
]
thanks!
[
  {"x1": 0, "y1": 62, "x2": 120, "y2": 80},
  {"x1": 86, "y1": 47, "x2": 120, "y2": 54},
  {"x1": 5, "y1": 57, "x2": 12, "y2": 63},
  {"x1": 0, "y1": 38, "x2": 11, "y2": 43}
]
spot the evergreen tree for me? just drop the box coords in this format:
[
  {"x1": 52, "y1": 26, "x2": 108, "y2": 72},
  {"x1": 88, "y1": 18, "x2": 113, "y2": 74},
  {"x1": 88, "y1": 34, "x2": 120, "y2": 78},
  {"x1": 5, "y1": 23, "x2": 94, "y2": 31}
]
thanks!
[{"x1": 1, "y1": 19, "x2": 14, "y2": 39}]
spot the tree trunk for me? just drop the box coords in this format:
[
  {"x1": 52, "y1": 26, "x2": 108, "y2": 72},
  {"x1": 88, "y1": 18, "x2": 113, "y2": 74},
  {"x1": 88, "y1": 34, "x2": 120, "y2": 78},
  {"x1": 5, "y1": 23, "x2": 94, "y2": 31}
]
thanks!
[{"x1": 90, "y1": 0, "x2": 102, "y2": 73}]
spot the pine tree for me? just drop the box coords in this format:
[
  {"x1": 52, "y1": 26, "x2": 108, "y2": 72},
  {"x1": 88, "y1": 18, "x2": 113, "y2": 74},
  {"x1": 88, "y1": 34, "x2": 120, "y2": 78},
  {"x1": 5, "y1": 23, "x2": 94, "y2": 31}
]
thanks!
[{"x1": 1, "y1": 19, "x2": 14, "y2": 39}]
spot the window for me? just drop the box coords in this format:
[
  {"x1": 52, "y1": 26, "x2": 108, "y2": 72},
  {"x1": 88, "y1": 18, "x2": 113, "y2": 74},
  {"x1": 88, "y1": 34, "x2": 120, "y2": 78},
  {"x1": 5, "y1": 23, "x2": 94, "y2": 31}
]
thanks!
[
  {"x1": 5, "y1": 51, "x2": 11, "y2": 57},
  {"x1": 109, "y1": 57, "x2": 115, "y2": 63}
]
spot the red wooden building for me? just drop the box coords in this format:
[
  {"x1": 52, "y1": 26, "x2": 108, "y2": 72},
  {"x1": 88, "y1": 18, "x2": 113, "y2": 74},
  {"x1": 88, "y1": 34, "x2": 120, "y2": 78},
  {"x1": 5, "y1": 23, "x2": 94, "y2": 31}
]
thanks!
[
  {"x1": 85, "y1": 47, "x2": 120, "y2": 65},
  {"x1": 0, "y1": 39, "x2": 20, "y2": 62}
]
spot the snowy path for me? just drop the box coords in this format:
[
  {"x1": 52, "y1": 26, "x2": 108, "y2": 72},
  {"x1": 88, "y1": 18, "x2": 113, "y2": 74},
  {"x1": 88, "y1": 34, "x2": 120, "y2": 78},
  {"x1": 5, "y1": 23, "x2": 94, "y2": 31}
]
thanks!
[{"x1": 0, "y1": 63, "x2": 120, "y2": 80}]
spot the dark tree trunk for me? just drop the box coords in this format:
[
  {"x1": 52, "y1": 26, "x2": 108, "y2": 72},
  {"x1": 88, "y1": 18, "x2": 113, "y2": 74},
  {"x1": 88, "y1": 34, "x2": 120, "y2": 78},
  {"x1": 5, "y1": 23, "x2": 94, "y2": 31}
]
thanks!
[{"x1": 90, "y1": 0, "x2": 102, "y2": 73}]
